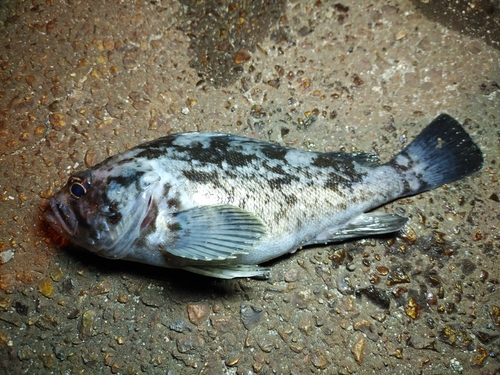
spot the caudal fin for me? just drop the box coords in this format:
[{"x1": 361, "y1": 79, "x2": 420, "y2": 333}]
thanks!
[{"x1": 390, "y1": 114, "x2": 483, "y2": 196}]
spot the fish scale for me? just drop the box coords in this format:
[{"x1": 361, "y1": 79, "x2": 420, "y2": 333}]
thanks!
[{"x1": 45, "y1": 114, "x2": 483, "y2": 279}]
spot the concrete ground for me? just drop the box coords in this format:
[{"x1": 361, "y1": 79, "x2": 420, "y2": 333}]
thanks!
[{"x1": 0, "y1": 0, "x2": 499, "y2": 374}]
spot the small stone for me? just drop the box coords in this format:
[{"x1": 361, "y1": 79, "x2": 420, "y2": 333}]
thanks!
[
  {"x1": 49, "y1": 113, "x2": 66, "y2": 130},
  {"x1": 0, "y1": 250, "x2": 14, "y2": 264},
  {"x1": 298, "y1": 316, "x2": 313, "y2": 335},
  {"x1": 91, "y1": 279, "x2": 112, "y2": 296},
  {"x1": 389, "y1": 347, "x2": 403, "y2": 359},
  {"x1": 187, "y1": 303, "x2": 209, "y2": 325},
  {"x1": 103, "y1": 38, "x2": 115, "y2": 50},
  {"x1": 0, "y1": 331, "x2": 11, "y2": 348},
  {"x1": 404, "y1": 297, "x2": 421, "y2": 319},
  {"x1": 310, "y1": 349, "x2": 330, "y2": 369},
  {"x1": 290, "y1": 343, "x2": 304, "y2": 353},
  {"x1": 474, "y1": 331, "x2": 499, "y2": 343},
  {"x1": 399, "y1": 226, "x2": 417, "y2": 244},
  {"x1": 85, "y1": 147, "x2": 97, "y2": 168},
  {"x1": 478, "y1": 270, "x2": 489, "y2": 282},
  {"x1": 17, "y1": 346, "x2": 34, "y2": 361},
  {"x1": 117, "y1": 294, "x2": 130, "y2": 304},
  {"x1": 234, "y1": 49, "x2": 251, "y2": 64},
  {"x1": 376, "y1": 265, "x2": 389, "y2": 276},
  {"x1": 353, "y1": 320, "x2": 378, "y2": 342},
  {"x1": 0, "y1": 297, "x2": 11, "y2": 311},
  {"x1": 407, "y1": 336, "x2": 438, "y2": 352},
  {"x1": 337, "y1": 275, "x2": 354, "y2": 295},
  {"x1": 225, "y1": 354, "x2": 241, "y2": 366},
  {"x1": 395, "y1": 29, "x2": 406, "y2": 40},
  {"x1": 284, "y1": 268, "x2": 299, "y2": 282},
  {"x1": 449, "y1": 358, "x2": 463, "y2": 372},
  {"x1": 78, "y1": 310, "x2": 96, "y2": 340},
  {"x1": 115, "y1": 336, "x2": 125, "y2": 345},
  {"x1": 439, "y1": 324, "x2": 473, "y2": 349},
  {"x1": 39, "y1": 352, "x2": 57, "y2": 369},
  {"x1": 169, "y1": 319, "x2": 192, "y2": 333},
  {"x1": 140, "y1": 288, "x2": 165, "y2": 308},
  {"x1": 49, "y1": 267, "x2": 64, "y2": 282},
  {"x1": 474, "y1": 347, "x2": 488, "y2": 366},
  {"x1": 38, "y1": 278, "x2": 54, "y2": 298},
  {"x1": 240, "y1": 305, "x2": 262, "y2": 331},
  {"x1": 35, "y1": 314, "x2": 58, "y2": 331},
  {"x1": 210, "y1": 316, "x2": 233, "y2": 333},
  {"x1": 122, "y1": 47, "x2": 141, "y2": 68},
  {"x1": 257, "y1": 336, "x2": 274, "y2": 353},
  {"x1": 329, "y1": 248, "x2": 346, "y2": 265},
  {"x1": 292, "y1": 289, "x2": 311, "y2": 309},
  {"x1": 133, "y1": 100, "x2": 149, "y2": 111},
  {"x1": 176, "y1": 334, "x2": 203, "y2": 353},
  {"x1": 351, "y1": 335, "x2": 365, "y2": 363}
]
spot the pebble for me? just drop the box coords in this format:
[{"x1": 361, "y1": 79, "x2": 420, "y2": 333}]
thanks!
[
  {"x1": 404, "y1": 297, "x2": 421, "y2": 319},
  {"x1": 210, "y1": 316, "x2": 233, "y2": 333},
  {"x1": 38, "y1": 278, "x2": 54, "y2": 299},
  {"x1": 49, "y1": 267, "x2": 64, "y2": 282},
  {"x1": 353, "y1": 320, "x2": 378, "y2": 342},
  {"x1": 449, "y1": 358, "x2": 463, "y2": 373},
  {"x1": 169, "y1": 319, "x2": 192, "y2": 333},
  {"x1": 78, "y1": 310, "x2": 96, "y2": 340},
  {"x1": 90, "y1": 279, "x2": 112, "y2": 296},
  {"x1": 187, "y1": 303, "x2": 209, "y2": 325},
  {"x1": 0, "y1": 297, "x2": 11, "y2": 311},
  {"x1": 140, "y1": 288, "x2": 165, "y2": 308},
  {"x1": 234, "y1": 49, "x2": 251, "y2": 64},
  {"x1": 35, "y1": 314, "x2": 58, "y2": 331},
  {"x1": 310, "y1": 349, "x2": 330, "y2": 369},
  {"x1": 48, "y1": 113, "x2": 66, "y2": 130},
  {"x1": 298, "y1": 316, "x2": 313, "y2": 335},
  {"x1": 284, "y1": 268, "x2": 299, "y2": 282},
  {"x1": 351, "y1": 335, "x2": 365, "y2": 363},
  {"x1": 17, "y1": 346, "x2": 34, "y2": 361},
  {"x1": 356, "y1": 285, "x2": 390, "y2": 309},
  {"x1": 292, "y1": 289, "x2": 311, "y2": 309},
  {"x1": 240, "y1": 305, "x2": 262, "y2": 331},
  {"x1": 39, "y1": 352, "x2": 57, "y2": 369},
  {"x1": 224, "y1": 354, "x2": 241, "y2": 366},
  {"x1": 0, "y1": 250, "x2": 14, "y2": 264}
]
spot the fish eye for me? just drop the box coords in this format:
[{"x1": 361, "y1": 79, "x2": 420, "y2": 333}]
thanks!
[{"x1": 69, "y1": 177, "x2": 90, "y2": 199}]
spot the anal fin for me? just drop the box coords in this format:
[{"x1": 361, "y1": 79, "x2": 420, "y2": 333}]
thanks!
[
  {"x1": 307, "y1": 212, "x2": 408, "y2": 244},
  {"x1": 182, "y1": 264, "x2": 271, "y2": 279}
]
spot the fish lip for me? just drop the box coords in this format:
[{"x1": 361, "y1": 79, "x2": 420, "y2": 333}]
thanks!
[{"x1": 45, "y1": 197, "x2": 77, "y2": 237}]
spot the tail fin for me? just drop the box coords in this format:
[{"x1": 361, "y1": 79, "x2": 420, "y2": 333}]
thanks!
[{"x1": 390, "y1": 114, "x2": 483, "y2": 196}]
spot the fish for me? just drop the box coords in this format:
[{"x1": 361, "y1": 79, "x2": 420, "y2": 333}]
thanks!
[{"x1": 44, "y1": 114, "x2": 483, "y2": 279}]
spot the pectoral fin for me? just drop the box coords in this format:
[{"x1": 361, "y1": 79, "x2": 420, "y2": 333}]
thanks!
[
  {"x1": 307, "y1": 212, "x2": 408, "y2": 244},
  {"x1": 164, "y1": 205, "x2": 266, "y2": 261}
]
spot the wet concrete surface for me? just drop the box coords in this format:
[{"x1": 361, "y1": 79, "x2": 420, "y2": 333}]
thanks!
[{"x1": 1, "y1": 0, "x2": 499, "y2": 374}]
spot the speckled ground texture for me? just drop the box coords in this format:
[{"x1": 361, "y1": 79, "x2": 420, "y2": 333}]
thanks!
[{"x1": 1, "y1": 0, "x2": 499, "y2": 374}]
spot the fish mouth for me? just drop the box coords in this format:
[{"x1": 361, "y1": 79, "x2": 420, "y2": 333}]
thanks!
[{"x1": 45, "y1": 197, "x2": 78, "y2": 237}]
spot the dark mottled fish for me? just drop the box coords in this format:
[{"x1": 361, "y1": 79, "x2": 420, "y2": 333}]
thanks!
[{"x1": 45, "y1": 114, "x2": 483, "y2": 278}]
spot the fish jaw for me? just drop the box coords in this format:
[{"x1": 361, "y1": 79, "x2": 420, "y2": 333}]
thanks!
[{"x1": 45, "y1": 196, "x2": 79, "y2": 238}]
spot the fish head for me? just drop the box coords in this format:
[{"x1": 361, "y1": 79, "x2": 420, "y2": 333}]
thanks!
[{"x1": 45, "y1": 164, "x2": 161, "y2": 259}]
